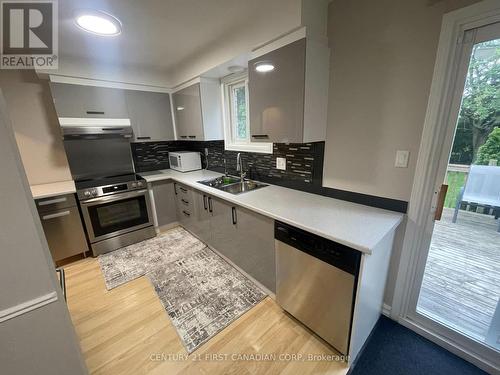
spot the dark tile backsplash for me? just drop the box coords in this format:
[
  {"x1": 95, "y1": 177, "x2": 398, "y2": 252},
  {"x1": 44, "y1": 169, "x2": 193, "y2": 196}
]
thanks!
[
  {"x1": 131, "y1": 140, "x2": 408, "y2": 213},
  {"x1": 131, "y1": 140, "x2": 324, "y2": 187}
]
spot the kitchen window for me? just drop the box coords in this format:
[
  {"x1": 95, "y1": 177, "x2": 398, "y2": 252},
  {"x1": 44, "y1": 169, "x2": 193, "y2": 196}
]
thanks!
[{"x1": 222, "y1": 73, "x2": 272, "y2": 153}]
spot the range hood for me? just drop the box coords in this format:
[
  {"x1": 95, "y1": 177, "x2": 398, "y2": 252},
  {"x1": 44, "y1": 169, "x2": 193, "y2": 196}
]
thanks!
[{"x1": 59, "y1": 117, "x2": 133, "y2": 137}]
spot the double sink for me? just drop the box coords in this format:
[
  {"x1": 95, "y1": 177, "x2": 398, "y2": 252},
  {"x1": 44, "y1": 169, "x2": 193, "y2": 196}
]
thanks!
[{"x1": 198, "y1": 176, "x2": 267, "y2": 195}]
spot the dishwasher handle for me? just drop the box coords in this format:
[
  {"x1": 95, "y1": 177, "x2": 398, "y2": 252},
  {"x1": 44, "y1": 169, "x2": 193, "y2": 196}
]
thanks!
[{"x1": 275, "y1": 221, "x2": 361, "y2": 276}]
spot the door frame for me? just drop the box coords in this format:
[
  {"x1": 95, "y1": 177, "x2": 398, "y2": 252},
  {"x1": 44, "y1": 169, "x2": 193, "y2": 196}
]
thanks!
[{"x1": 390, "y1": 1, "x2": 500, "y2": 373}]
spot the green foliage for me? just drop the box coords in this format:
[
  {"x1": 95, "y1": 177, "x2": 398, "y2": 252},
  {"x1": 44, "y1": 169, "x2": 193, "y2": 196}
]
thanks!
[
  {"x1": 453, "y1": 39, "x2": 500, "y2": 163},
  {"x1": 450, "y1": 118, "x2": 473, "y2": 164},
  {"x1": 476, "y1": 127, "x2": 500, "y2": 165},
  {"x1": 234, "y1": 86, "x2": 247, "y2": 140},
  {"x1": 444, "y1": 171, "x2": 467, "y2": 208}
]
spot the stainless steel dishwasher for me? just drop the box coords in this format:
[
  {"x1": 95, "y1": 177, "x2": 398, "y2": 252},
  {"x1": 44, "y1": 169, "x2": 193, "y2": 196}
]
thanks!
[{"x1": 275, "y1": 221, "x2": 361, "y2": 355}]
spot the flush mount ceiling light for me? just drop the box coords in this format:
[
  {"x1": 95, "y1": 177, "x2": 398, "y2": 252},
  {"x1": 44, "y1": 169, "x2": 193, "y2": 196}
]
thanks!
[
  {"x1": 74, "y1": 10, "x2": 122, "y2": 36},
  {"x1": 227, "y1": 65, "x2": 245, "y2": 73},
  {"x1": 254, "y1": 61, "x2": 275, "y2": 73}
]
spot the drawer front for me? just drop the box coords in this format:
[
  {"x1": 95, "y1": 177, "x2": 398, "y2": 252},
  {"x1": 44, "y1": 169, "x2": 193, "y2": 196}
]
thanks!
[
  {"x1": 40, "y1": 206, "x2": 89, "y2": 262},
  {"x1": 176, "y1": 193, "x2": 193, "y2": 211},
  {"x1": 174, "y1": 183, "x2": 193, "y2": 209},
  {"x1": 36, "y1": 193, "x2": 76, "y2": 214},
  {"x1": 176, "y1": 183, "x2": 191, "y2": 198}
]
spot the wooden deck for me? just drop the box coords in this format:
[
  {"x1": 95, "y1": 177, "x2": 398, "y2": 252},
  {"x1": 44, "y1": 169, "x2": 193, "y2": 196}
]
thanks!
[{"x1": 417, "y1": 208, "x2": 500, "y2": 346}]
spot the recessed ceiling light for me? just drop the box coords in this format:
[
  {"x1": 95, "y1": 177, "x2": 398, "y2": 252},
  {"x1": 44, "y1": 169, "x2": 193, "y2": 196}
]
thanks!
[
  {"x1": 227, "y1": 65, "x2": 245, "y2": 73},
  {"x1": 254, "y1": 62, "x2": 275, "y2": 73},
  {"x1": 74, "y1": 10, "x2": 122, "y2": 36}
]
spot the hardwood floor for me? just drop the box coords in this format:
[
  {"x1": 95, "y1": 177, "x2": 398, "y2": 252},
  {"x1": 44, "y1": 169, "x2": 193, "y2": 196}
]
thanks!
[{"x1": 64, "y1": 258, "x2": 349, "y2": 375}]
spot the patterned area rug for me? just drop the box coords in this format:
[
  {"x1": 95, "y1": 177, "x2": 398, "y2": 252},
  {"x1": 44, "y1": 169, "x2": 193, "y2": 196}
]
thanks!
[
  {"x1": 98, "y1": 226, "x2": 266, "y2": 353},
  {"x1": 98, "y1": 226, "x2": 205, "y2": 289}
]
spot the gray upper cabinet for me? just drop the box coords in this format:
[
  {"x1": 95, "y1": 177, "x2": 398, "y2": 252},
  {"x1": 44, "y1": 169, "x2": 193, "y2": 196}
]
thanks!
[
  {"x1": 50, "y1": 82, "x2": 128, "y2": 118},
  {"x1": 172, "y1": 83, "x2": 204, "y2": 140},
  {"x1": 125, "y1": 90, "x2": 174, "y2": 141},
  {"x1": 249, "y1": 37, "x2": 330, "y2": 143},
  {"x1": 50, "y1": 82, "x2": 176, "y2": 142},
  {"x1": 172, "y1": 78, "x2": 223, "y2": 141}
]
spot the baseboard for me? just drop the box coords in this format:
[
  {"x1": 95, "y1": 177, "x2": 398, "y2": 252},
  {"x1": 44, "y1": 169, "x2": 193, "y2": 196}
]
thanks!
[
  {"x1": 156, "y1": 222, "x2": 180, "y2": 234},
  {"x1": 382, "y1": 303, "x2": 392, "y2": 317}
]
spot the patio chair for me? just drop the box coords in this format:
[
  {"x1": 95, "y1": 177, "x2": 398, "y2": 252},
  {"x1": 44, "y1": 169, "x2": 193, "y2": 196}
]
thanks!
[{"x1": 452, "y1": 165, "x2": 500, "y2": 232}]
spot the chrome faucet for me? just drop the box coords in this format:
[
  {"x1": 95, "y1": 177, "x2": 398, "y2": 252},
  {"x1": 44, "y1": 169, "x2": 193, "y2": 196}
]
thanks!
[{"x1": 236, "y1": 153, "x2": 246, "y2": 181}]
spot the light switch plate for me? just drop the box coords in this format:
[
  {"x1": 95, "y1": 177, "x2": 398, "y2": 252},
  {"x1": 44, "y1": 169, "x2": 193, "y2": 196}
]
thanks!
[
  {"x1": 395, "y1": 150, "x2": 410, "y2": 168},
  {"x1": 276, "y1": 157, "x2": 286, "y2": 170}
]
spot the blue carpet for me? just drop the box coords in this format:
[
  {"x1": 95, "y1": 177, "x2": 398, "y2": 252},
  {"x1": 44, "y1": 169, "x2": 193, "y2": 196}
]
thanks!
[{"x1": 348, "y1": 316, "x2": 487, "y2": 375}]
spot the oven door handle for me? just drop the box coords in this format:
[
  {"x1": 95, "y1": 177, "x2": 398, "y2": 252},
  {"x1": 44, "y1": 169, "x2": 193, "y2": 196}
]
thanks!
[{"x1": 81, "y1": 189, "x2": 148, "y2": 205}]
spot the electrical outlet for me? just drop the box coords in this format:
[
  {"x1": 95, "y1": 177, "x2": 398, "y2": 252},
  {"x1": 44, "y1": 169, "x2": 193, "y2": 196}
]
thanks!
[
  {"x1": 395, "y1": 150, "x2": 409, "y2": 168},
  {"x1": 276, "y1": 157, "x2": 286, "y2": 170}
]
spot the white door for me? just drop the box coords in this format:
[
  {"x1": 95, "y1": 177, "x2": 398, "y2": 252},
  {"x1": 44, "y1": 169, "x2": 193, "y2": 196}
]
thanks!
[{"x1": 405, "y1": 21, "x2": 500, "y2": 371}]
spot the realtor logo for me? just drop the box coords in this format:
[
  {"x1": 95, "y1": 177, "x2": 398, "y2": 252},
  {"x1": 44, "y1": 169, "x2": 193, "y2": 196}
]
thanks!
[{"x1": 1, "y1": 0, "x2": 58, "y2": 69}]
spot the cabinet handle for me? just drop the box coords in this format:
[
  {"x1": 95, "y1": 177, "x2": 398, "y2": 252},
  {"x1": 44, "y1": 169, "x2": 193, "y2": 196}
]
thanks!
[
  {"x1": 173, "y1": 183, "x2": 178, "y2": 195},
  {"x1": 179, "y1": 187, "x2": 187, "y2": 193},
  {"x1": 181, "y1": 198, "x2": 189, "y2": 205},
  {"x1": 86, "y1": 111, "x2": 105, "y2": 115},
  {"x1": 42, "y1": 210, "x2": 71, "y2": 220},
  {"x1": 208, "y1": 197, "x2": 213, "y2": 213},
  {"x1": 182, "y1": 210, "x2": 190, "y2": 217},
  {"x1": 136, "y1": 136, "x2": 151, "y2": 140},
  {"x1": 231, "y1": 207, "x2": 237, "y2": 225},
  {"x1": 180, "y1": 136, "x2": 187, "y2": 139},
  {"x1": 252, "y1": 134, "x2": 269, "y2": 139},
  {"x1": 203, "y1": 195, "x2": 207, "y2": 210},
  {"x1": 38, "y1": 197, "x2": 67, "y2": 206},
  {"x1": 188, "y1": 135, "x2": 196, "y2": 139}
]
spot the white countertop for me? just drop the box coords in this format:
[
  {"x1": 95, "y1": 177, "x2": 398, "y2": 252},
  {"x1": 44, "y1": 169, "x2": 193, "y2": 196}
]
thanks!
[
  {"x1": 140, "y1": 169, "x2": 404, "y2": 254},
  {"x1": 30, "y1": 180, "x2": 76, "y2": 199}
]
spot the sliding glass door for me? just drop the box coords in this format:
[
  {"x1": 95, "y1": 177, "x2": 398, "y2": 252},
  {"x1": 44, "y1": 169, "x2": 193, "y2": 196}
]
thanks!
[{"x1": 407, "y1": 21, "x2": 500, "y2": 368}]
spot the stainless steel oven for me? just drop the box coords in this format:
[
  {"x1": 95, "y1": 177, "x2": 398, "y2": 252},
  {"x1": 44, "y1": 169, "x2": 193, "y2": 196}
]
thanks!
[{"x1": 80, "y1": 188, "x2": 155, "y2": 255}]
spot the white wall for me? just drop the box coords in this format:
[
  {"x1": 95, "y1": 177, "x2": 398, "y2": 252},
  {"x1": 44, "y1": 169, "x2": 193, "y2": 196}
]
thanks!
[
  {"x1": 169, "y1": 0, "x2": 303, "y2": 86},
  {"x1": 323, "y1": 0, "x2": 480, "y2": 202},
  {"x1": 0, "y1": 70, "x2": 72, "y2": 186},
  {"x1": 323, "y1": 0, "x2": 480, "y2": 306},
  {"x1": 0, "y1": 91, "x2": 87, "y2": 375}
]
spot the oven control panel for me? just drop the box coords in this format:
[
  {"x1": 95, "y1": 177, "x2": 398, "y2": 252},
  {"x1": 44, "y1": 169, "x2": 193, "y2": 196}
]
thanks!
[{"x1": 78, "y1": 180, "x2": 145, "y2": 200}]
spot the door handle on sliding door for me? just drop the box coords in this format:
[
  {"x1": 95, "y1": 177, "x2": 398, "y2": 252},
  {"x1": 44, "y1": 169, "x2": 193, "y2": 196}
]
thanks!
[{"x1": 434, "y1": 184, "x2": 448, "y2": 221}]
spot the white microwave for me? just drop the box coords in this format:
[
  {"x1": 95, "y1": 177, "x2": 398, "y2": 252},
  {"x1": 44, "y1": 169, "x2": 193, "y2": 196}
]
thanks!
[{"x1": 169, "y1": 151, "x2": 202, "y2": 172}]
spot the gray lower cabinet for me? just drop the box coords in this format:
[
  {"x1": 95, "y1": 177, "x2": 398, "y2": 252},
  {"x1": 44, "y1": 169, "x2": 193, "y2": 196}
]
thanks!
[
  {"x1": 150, "y1": 180, "x2": 177, "y2": 229},
  {"x1": 209, "y1": 197, "x2": 238, "y2": 260},
  {"x1": 174, "y1": 185, "x2": 276, "y2": 292},
  {"x1": 175, "y1": 183, "x2": 196, "y2": 232},
  {"x1": 191, "y1": 189, "x2": 212, "y2": 246},
  {"x1": 35, "y1": 193, "x2": 89, "y2": 263},
  {"x1": 231, "y1": 205, "x2": 275, "y2": 292}
]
